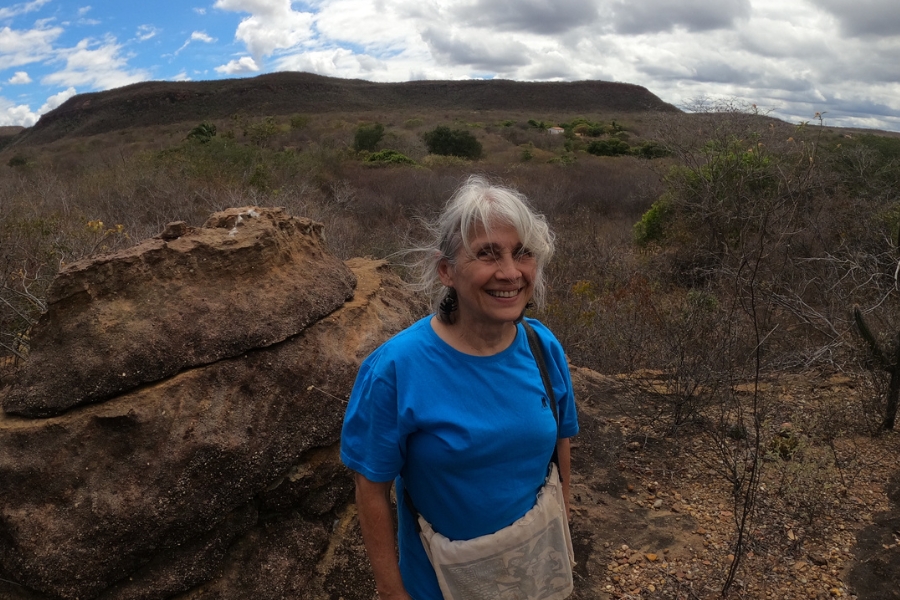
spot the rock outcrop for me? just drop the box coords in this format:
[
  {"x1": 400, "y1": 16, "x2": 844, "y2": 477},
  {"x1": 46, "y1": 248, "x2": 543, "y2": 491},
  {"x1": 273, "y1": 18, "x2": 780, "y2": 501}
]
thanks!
[
  {"x1": 3, "y1": 207, "x2": 356, "y2": 418},
  {"x1": 0, "y1": 208, "x2": 420, "y2": 600}
]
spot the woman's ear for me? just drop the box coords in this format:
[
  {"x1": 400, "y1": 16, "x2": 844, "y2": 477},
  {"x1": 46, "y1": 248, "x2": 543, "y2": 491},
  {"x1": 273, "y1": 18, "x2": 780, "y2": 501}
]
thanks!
[{"x1": 437, "y1": 258, "x2": 454, "y2": 288}]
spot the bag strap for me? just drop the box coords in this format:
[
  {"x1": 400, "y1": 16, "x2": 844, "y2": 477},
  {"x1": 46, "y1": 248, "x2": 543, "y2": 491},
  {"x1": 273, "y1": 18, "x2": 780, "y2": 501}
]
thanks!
[
  {"x1": 403, "y1": 320, "x2": 561, "y2": 531},
  {"x1": 522, "y1": 320, "x2": 561, "y2": 471}
]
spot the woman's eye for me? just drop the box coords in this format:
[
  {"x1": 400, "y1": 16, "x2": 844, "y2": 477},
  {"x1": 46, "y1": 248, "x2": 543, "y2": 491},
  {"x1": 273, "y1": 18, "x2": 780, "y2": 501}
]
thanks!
[
  {"x1": 516, "y1": 248, "x2": 534, "y2": 260},
  {"x1": 477, "y1": 249, "x2": 497, "y2": 260}
]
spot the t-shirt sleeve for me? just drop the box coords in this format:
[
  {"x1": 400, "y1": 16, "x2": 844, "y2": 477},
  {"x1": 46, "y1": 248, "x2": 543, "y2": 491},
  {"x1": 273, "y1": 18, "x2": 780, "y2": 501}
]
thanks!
[
  {"x1": 340, "y1": 352, "x2": 405, "y2": 482},
  {"x1": 554, "y1": 350, "x2": 579, "y2": 439},
  {"x1": 531, "y1": 319, "x2": 579, "y2": 439}
]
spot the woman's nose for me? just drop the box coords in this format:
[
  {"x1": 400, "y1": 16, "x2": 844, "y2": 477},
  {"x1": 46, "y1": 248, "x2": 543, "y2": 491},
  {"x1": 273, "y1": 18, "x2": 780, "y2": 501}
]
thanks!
[{"x1": 495, "y1": 253, "x2": 522, "y2": 279}]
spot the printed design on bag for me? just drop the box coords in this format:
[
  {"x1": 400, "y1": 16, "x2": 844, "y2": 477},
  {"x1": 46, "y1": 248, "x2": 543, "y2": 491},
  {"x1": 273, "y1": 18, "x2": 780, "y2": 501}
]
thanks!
[{"x1": 439, "y1": 517, "x2": 570, "y2": 600}]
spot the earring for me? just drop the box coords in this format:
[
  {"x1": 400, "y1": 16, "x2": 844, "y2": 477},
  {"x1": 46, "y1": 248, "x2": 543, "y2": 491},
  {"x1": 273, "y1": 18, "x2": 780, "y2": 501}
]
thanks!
[
  {"x1": 439, "y1": 288, "x2": 458, "y2": 324},
  {"x1": 515, "y1": 301, "x2": 535, "y2": 324}
]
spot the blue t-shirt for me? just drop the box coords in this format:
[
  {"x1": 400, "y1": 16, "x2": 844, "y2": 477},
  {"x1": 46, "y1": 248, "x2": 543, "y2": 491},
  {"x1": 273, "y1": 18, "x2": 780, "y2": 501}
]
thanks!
[{"x1": 340, "y1": 316, "x2": 579, "y2": 600}]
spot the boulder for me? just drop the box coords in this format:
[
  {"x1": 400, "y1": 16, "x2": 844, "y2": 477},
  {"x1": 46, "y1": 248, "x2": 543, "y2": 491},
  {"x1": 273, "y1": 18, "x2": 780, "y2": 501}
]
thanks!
[
  {"x1": 2, "y1": 207, "x2": 356, "y2": 418},
  {"x1": 0, "y1": 208, "x2": 420, "y2": 600}
]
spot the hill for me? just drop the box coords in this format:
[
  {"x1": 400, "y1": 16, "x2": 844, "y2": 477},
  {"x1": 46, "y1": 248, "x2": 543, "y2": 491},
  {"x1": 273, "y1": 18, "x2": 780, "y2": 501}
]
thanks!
[{"x1": 8, "y1": 72, "x2": 679, "y2": 147}]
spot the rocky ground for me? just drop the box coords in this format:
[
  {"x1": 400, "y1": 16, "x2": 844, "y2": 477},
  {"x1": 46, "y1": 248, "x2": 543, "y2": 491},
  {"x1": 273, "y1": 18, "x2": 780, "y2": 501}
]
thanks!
[{"x1": 566, "y1": 368, "x2": 900, "y2": 600}]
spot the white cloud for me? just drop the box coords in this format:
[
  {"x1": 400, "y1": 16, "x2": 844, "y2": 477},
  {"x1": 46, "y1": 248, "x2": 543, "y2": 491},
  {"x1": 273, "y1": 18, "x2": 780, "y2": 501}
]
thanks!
[
  {"x1": 818, "y1": 0, "x2": 900, "y2": 37},
  {"x1": 422, "y1": 27, "x2": 532, "y2": 71},
  {"x1": 215, "y1": 56, "x2": 260, "y2": 74},
  {"x1": 172, "y1": 71, "x2": 191, "y2": 81},
  {"x1": 39, "y1": 86, "x2": 76, "y2": 113},
  {"x1": 313, "y1": 0, "x2": 424, "y2": 54},
  {"x1": 0, "y1": 97, "x2": 39, "y2": 126},
  {"x1": 214, "y1": 0, "x2": 316, "y2": 59},
  {"x1": 608, "y1": 0, "x2": 751, "y2": 35},
  {"x1": 191, "y1": 31, "x2": 215, "y2": 43},
  {"x1": 136, "y1": 25, "x2": 159, "y2": 42},
  {"x1": 453, "y1": 0, "x2": 600, "y2": 35},
  {"x1": 194, "y1": 7, "x2": 207, "y2": 15},
  {"x1": 175, "y1": 31, "x2": 217, "y2": 55},
  {"x1": 9, "y1": 71, "x2": 32, "y2": 84},
  {"x1": 0, "y1": 24, "x2": 64, "y2": 70},
  {"x1": 276, "y1": 48, "x2": 380, "y2": 78},
  {"x1": 0, "y1": 0, "x2": 52, "y2": 21},
  {"x1": 77, "y1": 6, "x2": 92, "y2": 17},
  {"x1": 0, "y1": 86, "x2": 76, "y2": 127},
  {"x1": 41, "y1": 37, "x2": 150, "y2": 90}
]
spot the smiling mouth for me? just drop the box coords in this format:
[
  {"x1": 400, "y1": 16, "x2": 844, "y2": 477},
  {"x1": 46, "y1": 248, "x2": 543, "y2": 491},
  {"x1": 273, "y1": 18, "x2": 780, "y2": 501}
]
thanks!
[{"x1": 487, "y1": 289, "x2": 520, "y2": 298}]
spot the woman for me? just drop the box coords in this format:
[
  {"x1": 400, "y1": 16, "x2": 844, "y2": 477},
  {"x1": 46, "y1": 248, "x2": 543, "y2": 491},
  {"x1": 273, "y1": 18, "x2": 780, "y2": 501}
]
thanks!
[{"x1": 340, "y1": 176, "x2": 578, "y2": 600}]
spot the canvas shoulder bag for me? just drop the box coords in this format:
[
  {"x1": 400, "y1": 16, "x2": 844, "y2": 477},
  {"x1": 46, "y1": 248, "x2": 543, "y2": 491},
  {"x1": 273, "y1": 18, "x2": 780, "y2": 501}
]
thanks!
[{"x1": 404, "y1": 321, "x2": 576, "y2": 600}]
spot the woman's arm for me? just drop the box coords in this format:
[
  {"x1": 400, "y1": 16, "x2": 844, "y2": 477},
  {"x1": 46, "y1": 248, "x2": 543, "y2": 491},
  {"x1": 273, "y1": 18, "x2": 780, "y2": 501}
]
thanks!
[
  {"x1": 354, "y1": 472, "x2": 411, "y2": 600},
  {"x1": 556, "y1": 437, "x2": 572, "y2": 517}
]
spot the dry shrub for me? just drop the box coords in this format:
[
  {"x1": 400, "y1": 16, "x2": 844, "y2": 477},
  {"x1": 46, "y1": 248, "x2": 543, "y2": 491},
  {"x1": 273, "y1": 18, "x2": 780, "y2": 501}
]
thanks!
[{"x1": 765, "y1": 438, "x2": 842, "y2": 528}]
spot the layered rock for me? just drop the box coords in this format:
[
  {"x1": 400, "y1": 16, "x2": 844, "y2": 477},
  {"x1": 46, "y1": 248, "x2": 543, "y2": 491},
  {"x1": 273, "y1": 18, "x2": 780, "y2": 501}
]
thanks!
[
  {"x1": 0, "y1": 209, "x2": 420, "y2": 600},
  {"x1": 3, "y1": 207, "x2": 356, "y2": 417}
]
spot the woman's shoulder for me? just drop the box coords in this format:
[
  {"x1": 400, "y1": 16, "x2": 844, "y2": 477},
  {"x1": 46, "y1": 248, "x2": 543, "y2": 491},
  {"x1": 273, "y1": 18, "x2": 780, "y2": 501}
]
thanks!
[
  {"x1": 521, "y1": 316, "x2": 563, "y2": 346},
  {"x1": 365, "y1": 315, "x2": 436, "y2": 361},
  {"x1": 521, "y1": 316, "x2": 569, "y2": 366}
]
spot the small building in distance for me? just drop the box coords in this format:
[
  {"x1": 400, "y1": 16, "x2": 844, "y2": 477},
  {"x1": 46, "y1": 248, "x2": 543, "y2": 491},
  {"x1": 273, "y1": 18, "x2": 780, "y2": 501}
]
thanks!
[{"x1": 547, "y1": 126, "x2": 565, "y2": 135}]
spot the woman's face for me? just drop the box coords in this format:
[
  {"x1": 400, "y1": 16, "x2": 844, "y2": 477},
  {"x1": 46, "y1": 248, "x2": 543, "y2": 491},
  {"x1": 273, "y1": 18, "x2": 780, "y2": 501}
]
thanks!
[{"x1": 439, "y1": 222, "x2": 536, "y2": 330}]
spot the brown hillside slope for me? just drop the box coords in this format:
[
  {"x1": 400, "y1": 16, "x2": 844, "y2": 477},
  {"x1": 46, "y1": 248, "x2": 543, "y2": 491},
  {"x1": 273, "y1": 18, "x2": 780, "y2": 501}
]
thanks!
[{"x1": 11, "y1": 72, "x2": 679, "y2": 146}]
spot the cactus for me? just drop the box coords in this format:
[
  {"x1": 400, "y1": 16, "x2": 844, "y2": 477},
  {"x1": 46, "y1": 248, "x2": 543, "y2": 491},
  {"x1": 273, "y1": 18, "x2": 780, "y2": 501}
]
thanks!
[{"x1": 853, "y1": 306, "x2": 900, "y2": 430}]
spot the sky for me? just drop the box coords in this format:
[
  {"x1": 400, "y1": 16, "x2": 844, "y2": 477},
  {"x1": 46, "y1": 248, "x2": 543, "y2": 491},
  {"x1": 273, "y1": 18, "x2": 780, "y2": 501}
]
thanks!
[{"x1": 1, "y1": 0, "x2": 899, "y2": 131}]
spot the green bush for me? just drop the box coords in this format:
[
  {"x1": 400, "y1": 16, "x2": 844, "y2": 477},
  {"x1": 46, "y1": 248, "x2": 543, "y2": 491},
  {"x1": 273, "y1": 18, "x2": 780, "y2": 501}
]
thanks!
[
  {"x1": 187, "y1": 122, "x2": 217, "y2": 143},
  {"x1": 856, "y1": 133, "x2": 900, "y2": 161},
  {"x1": 354, "y1": 123, "x2": 385, "y2": 152},
  {"x1": 632, "y1": 141, "x2": 672, "y2": 159},
  {"x1": 423, "y1": 126, "x2": 482, "y2": 159},
  {"x1": 587, "y1": 139, "x2": 631, "y2": 157},
  {"x1": 548, "y1": 154, "x2": 576, "y2": 166},
  {"x1": 365, "y1": 149, "x2": 416, "y2": 166},
  {"x1": 562, "y1": 117, "x2": 605, "y2": 137},
  {"x1": 633, "y1": 199, "x2": 671, "y2": 246},
  {"x1": 245, "y1": 117, "x2": 279, "y2": 146},
  {"x1": 248, "y1": 164, "x2": 270, "y2": 190},
  {"x1": 289, "y1": 114, "x2": 309, "y2": 130},
  {"x1": 7, "y1": 154, "x2": 28, "y2": 167}
]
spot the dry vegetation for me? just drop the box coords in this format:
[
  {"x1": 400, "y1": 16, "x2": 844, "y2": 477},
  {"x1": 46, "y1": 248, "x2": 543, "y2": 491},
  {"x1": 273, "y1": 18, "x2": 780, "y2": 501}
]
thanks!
[{"x1": 1, "y1": 84, "x2": 899, "y2": 599}]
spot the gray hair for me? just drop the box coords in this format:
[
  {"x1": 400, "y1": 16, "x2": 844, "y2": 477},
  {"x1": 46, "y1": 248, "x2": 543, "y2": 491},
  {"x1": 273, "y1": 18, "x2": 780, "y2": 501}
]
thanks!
[{"x1": 413, "y1": 175, "x2": 555, "y2": 317}]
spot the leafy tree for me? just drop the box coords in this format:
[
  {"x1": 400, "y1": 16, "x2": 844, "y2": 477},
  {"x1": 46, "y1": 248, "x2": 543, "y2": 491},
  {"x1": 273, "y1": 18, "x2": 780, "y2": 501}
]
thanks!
[
  {"x1": 563, "y1": 117, "x2": 606, "y2": 137},
  {"x1": 354, "y1": 123, "x2": 385, "y2": 152},
  {"x1": 422, "y1": 126, "x2": 482, "y2": 159},
  {"x1": 586, "y1": 139, "x2": 630, "y2": 157}
]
